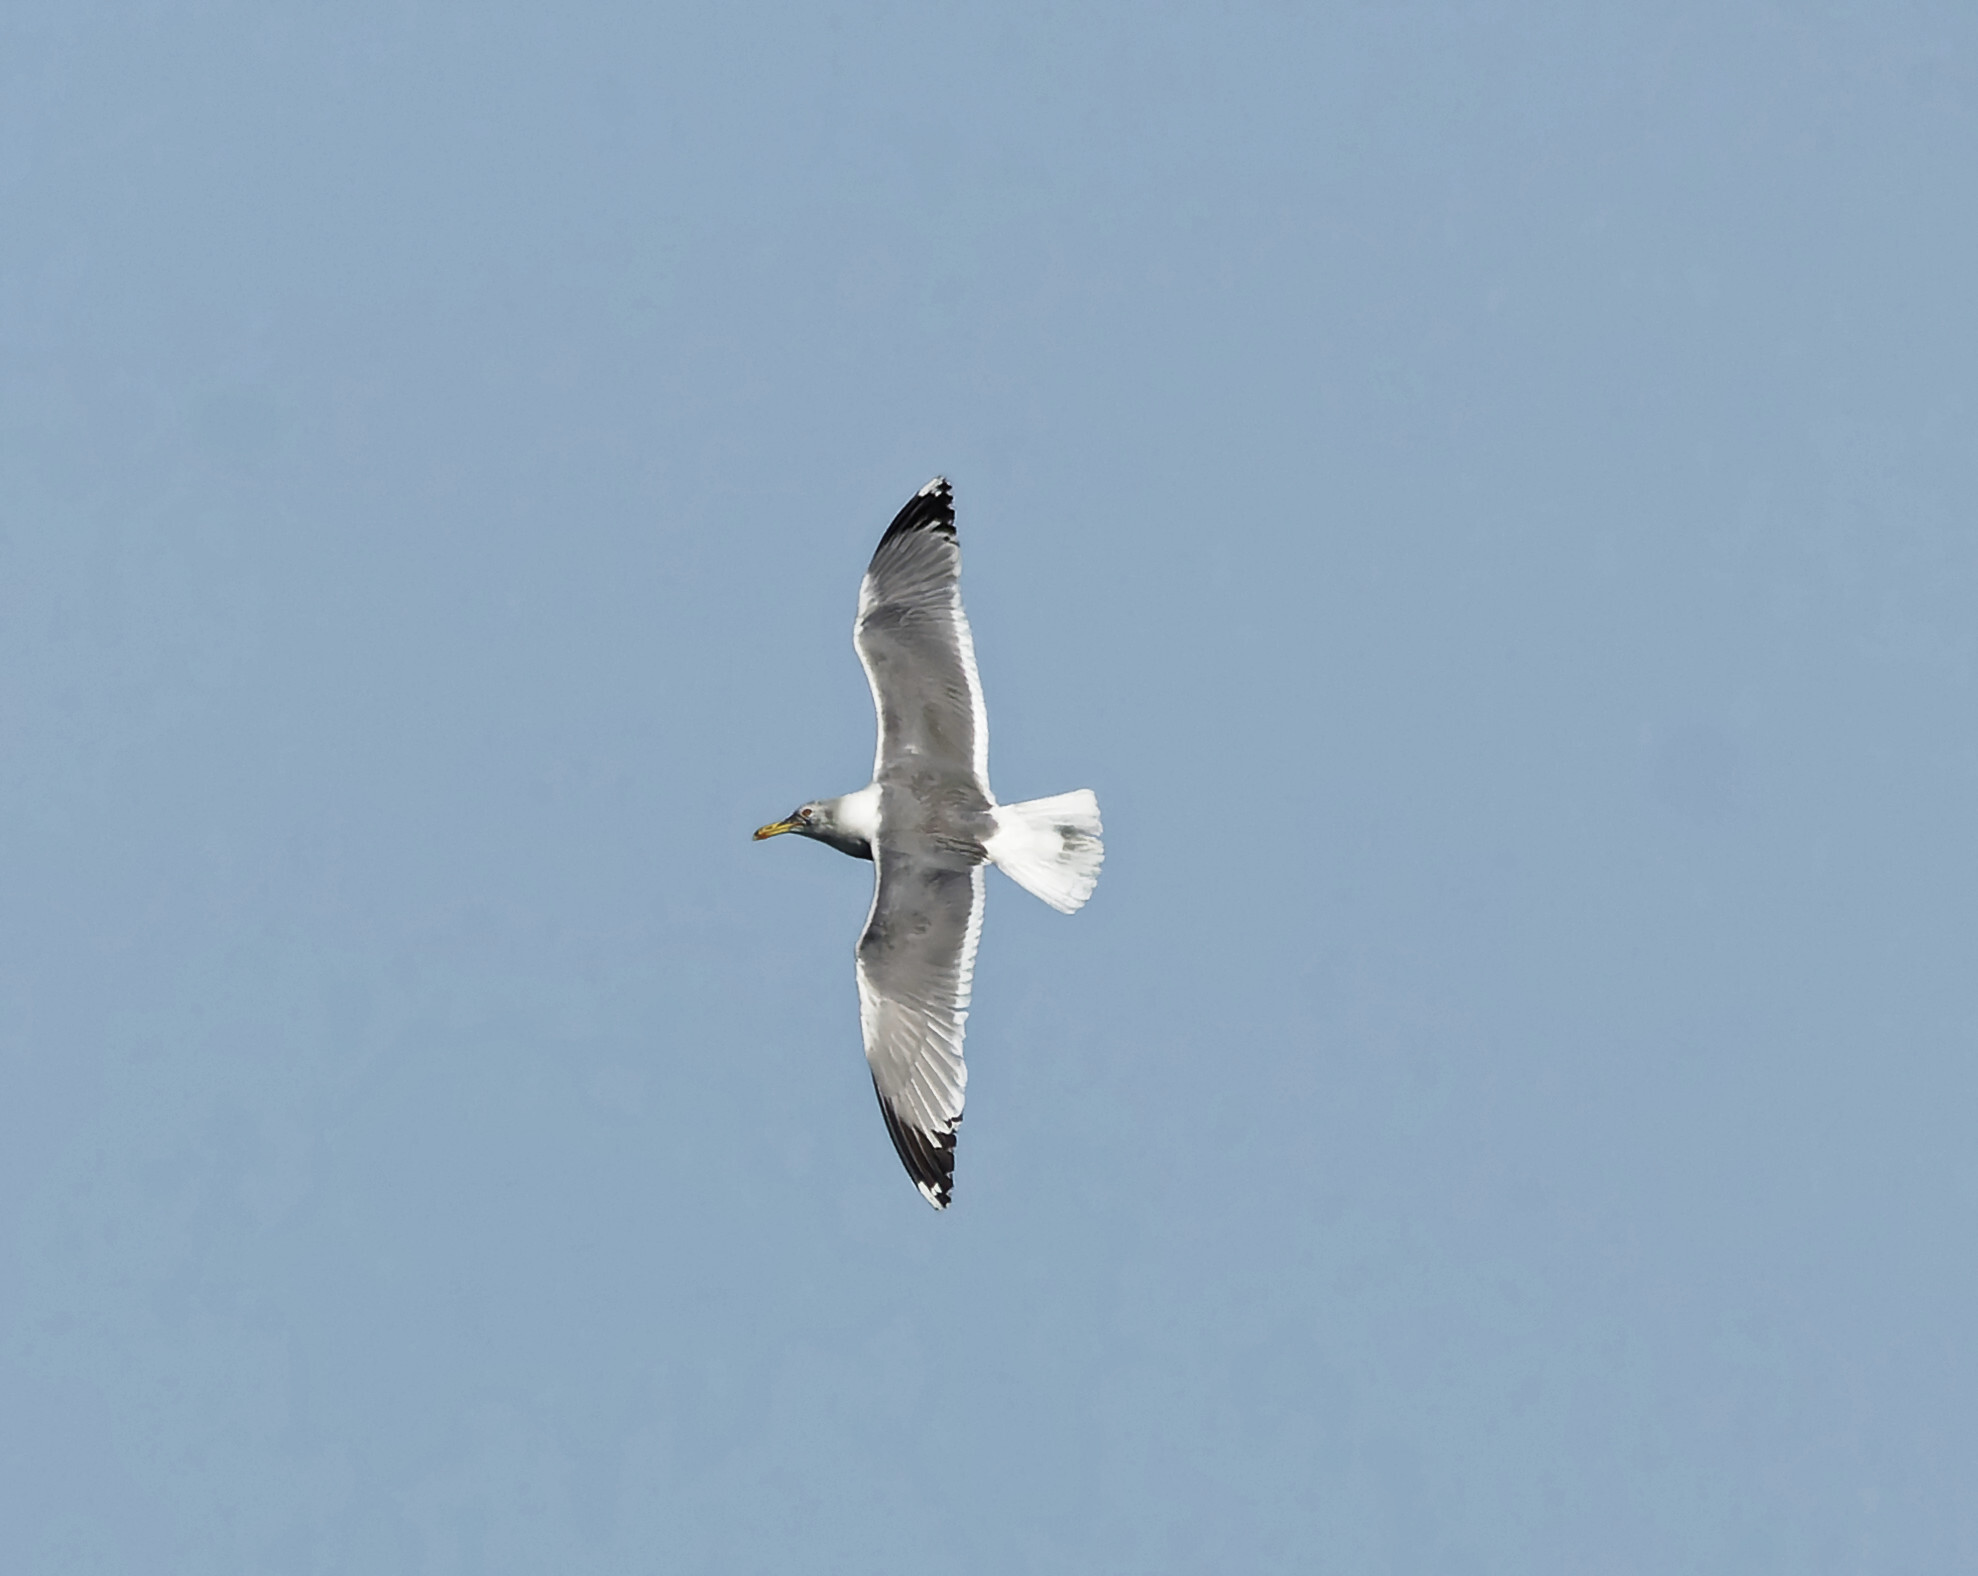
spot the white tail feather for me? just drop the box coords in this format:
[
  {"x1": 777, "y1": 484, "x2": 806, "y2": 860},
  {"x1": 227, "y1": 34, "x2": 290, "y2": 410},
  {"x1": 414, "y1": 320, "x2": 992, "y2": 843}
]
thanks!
[{"x1": 984, "y1": 790, "x2": 1104, "y2": 913}]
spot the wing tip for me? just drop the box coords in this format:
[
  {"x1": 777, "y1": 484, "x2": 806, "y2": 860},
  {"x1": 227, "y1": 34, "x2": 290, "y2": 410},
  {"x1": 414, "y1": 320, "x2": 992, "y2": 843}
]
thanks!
[
  {"x1": 916, "y1": 1180, "x2": 953, "y2": 1211},
  {"x1": 876, "y1": 476, "x2": 957, "y2": 552},
  {"x1": 873, "y1": 1077, "x2": 959, "y2": 1210}
]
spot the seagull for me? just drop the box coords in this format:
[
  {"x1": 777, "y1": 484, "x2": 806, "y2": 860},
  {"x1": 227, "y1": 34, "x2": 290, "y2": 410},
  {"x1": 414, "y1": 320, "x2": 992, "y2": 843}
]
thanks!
[{"x1": 753, "y1": 478, "x2": 1103, "y2": 1209}]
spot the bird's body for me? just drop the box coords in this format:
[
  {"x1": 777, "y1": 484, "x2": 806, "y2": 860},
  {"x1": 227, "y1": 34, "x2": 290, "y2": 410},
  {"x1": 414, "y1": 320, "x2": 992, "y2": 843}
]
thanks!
[{"x1": 754, "y1": 479, "x2": 1103, "y2": 1208}]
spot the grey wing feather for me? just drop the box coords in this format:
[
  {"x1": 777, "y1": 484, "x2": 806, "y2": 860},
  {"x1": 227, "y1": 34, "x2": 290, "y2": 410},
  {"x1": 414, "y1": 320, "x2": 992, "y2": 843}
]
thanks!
[
  {"x1": 854, "y1": 478, "x2": 989, "y2": 790},
  {"x1": 856, "y1": 851, "x2": 984, "y2": 1209}
]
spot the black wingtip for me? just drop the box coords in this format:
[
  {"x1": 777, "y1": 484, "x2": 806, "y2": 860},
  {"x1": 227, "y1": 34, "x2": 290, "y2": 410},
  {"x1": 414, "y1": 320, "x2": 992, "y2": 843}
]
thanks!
[
  {"x1": 876, "y1": 476, "x2": 956, "y2": 552},
  {"x1": 872, "y1": 1076, "x2": 958, "y2": 1210}
]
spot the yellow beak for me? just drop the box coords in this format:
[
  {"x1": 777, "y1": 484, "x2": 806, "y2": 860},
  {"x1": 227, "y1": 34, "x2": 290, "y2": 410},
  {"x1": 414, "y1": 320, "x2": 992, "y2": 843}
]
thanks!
[{"x1": 753, "y1": 819, "x2": 799, "y2": 841}]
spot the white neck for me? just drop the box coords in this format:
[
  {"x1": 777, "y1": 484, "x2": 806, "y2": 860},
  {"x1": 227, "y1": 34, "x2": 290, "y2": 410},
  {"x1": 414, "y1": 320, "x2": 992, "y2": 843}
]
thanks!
[{"x1": 836, "y1": 783, "x2": 882, "y2": 844}]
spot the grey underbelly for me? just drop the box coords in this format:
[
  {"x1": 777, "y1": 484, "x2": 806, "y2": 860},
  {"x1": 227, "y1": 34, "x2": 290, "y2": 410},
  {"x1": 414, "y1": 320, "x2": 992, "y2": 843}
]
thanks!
[{"x1": 877, "y1": 779, "x2": 994, "y2": 855}]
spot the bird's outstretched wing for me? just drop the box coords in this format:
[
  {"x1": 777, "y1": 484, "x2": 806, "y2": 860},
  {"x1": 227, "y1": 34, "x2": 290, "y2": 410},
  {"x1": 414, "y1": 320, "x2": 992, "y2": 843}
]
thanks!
[
  {"x1": 856, "y1": 846, "x2": 983, "y2": 1209},
  {"x1": 853, "y1": 478, "x2": 989, "y2": 792}
]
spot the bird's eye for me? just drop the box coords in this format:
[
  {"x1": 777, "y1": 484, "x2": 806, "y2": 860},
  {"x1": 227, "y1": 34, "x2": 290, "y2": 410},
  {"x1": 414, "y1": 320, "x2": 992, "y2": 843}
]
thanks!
[{"x1": 800, "y1": 808, "x2": 814, "y2": 822}]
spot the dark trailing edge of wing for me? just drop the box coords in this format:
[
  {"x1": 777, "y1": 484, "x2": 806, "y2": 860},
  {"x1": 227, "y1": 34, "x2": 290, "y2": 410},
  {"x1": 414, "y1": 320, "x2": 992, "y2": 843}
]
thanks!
[
  {"x1": 873, "y1": 478, "x2": 955, "y2": 559},
  {"x1": 872, "y1": 1075, "x2": 958, "y2": 1209}
]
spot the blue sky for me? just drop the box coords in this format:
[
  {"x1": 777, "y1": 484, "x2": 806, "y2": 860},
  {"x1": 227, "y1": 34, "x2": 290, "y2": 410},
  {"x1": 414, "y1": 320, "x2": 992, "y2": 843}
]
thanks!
[{"x1": 3, "y1": 3, "x2": 1976, "y2": 1570}]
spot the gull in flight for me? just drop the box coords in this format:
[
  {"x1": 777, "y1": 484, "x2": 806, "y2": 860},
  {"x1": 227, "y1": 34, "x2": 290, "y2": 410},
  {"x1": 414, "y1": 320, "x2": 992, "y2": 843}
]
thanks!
[{"x1": 754, "y1": 479, "x2": 1103, "y2": 1208}]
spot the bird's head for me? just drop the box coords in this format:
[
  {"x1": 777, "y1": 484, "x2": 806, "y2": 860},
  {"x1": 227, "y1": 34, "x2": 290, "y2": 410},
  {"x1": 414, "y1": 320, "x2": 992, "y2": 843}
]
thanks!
[
  {"x1": 752, "y1": 788, "x2": 878, "y2": 860},
  {"x1": 753, "y1": 803, "x2": 821, "y2": 841}
]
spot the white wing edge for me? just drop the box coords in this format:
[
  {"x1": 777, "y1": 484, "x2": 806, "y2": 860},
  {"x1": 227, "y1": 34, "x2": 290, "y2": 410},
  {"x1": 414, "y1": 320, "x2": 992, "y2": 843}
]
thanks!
[
  {"x1": 953, "y1": 587, "x2": 992, "y2": 797},
  {"x1": 853, "y1": 578, "x2": 887, "y2": 781}
]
